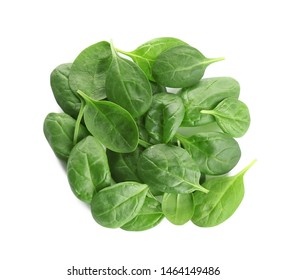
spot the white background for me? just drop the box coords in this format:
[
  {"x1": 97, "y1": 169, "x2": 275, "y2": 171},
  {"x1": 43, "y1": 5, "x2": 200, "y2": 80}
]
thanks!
[{"x1": 1, "y1": 0, "x2": 285, "y2": 279}]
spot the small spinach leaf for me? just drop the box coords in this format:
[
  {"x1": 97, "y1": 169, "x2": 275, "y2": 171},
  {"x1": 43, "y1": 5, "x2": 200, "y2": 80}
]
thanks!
[
  {"x1": 152, "y1": 45, "x2": 224, "y2": 88},
  {"x1": 176, "y1": 132, "x2": 241, "y2": 175},
  {"x1": 191, "y1": 160, "x2": 256, "y2": 227},
  {"x1": 145, "y1": 93, "x2": 185, "y2": 143},
  {"x1": 50, "y1": 63, "x2": 81, "y2": 118},
  {"x1": 78, "y1": 90, "x2": 139, "y2": 153},
  {"x1": 137, "y1": 144, "x2": 208, "y2": 194},
  {"x1": 43, "y1": 112, "x2": 89, "y2": 161},
  {"x1": 67, "y1": 136, "x2": 111, "y2": 203},
  {"x1": 201, "y1": 97, "x2": 250, "y2": 137},
  {"x1": 116, "y1": 37, "x2": 187, "y2": 81},
  {"x1": 121, "y1": 196, "x2": 164, "y2": 231},
  {"x1": 162, "y1": 193, "x2": 194, "y2": 225},
  {"x1": 179, "y1": 77, "x2": 240, "y2": 127},
  {"x1": 69, "y1": 41, "x2": 112, "y2": 100},
  {"x1": 91, "y1": 182, "x2": 148, "y2": 228}
]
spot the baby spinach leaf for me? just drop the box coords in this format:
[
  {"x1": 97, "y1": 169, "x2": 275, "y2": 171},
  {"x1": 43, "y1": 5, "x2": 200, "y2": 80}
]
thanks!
[
  {"x1": 106, "y1": 148, "x2": 142, "y2": 183},
  {"x1": 91, "y1": 182, "x2": 148, "y2": 228},
  {"x1": 67, "y1": 136, "x2": 111, "y2": 203},
  {"x1": 191, "y1": 160, "x2": 256, "y2": 227},
  {"x1": 201, "y1": 97, "x2": 250, "y2": 137},
  {"x1": 105, "y1": 44, "x2": 152, "y2": 118},
  {"x1": 145, "y1": 93, "x2": 185, "y2": 143},
  {"x1": 179, "y1": 77, "x2": 240, "y2": 127},
  {"x1": 152, "y1": 45, "x2": 224, "y2": 88},
  {"x1": 116, "y1": 37, "x2": 187, "y2": 81},
  {"x1": 121, "y1": 196, "x2": 164, "y2": 231},
  {"x1": 69, "y1": 41, "x2": 112, "y2": 100},
  {"x1": 162, "y1": 193, "x2": 194, "y2": 225},
  {"x1": 176, "y1": 132, "x2": 241, "y2": 175},
  {"x1": 78, "y1": 90, "x2": 139, "y2": 153},
  {"x1": 50, "y1": 63, "x2": 81, "y2": 118},
  {"x1": 43, "y1": 112, "x2": 89, "y2": 161},
  {"x1": 137, "y1": 144, "x2": 208, "y2": 194}
]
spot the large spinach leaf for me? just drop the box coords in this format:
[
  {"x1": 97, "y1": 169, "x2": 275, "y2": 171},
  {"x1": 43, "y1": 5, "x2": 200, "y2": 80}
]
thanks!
[
  {"x1": 137, "y1": 144, "x2": 208, "y2": 194},
  {"x1": 78, "y1": 90, "x2": 139, "y2": 153},
  {"x1": 69, "y1": 41, "x2": 112, "y2": 100},
  {"x1": 179, "y1": 77, "x2": 240, "y2": 127},
  {"x1": 91, "y1": 182, "x2": 148, "y2": 228},
  {"x1": 176, "y1": 132, "x2": 241, "y2": 175},
  {"x1": 67, "y1": 136, "x2": 111, "y2": 203},
  {"x1": 152, "y1": 45, "x2": 224, "y2": 88}
]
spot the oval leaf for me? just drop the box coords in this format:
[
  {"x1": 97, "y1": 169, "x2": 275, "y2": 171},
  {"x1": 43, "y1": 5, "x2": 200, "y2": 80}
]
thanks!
[
  {"x1": 91, "y1": 182, "x2": 148, "y2": 228},
  {"x1": 137, "y1": 144, "x2": 208, "y2": 194},
  {"x1": 67, "y1": 136, "x2": 111, "y2": 203}
]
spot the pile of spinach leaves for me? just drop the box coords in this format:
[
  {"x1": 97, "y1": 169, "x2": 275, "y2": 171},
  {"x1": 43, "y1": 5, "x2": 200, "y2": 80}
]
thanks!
[{"x1": 44, "y1": 37, "x2": 255, "y2": 230}]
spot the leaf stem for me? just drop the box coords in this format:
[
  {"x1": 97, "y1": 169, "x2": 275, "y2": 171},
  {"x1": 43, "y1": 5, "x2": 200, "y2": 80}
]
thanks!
[
  {"x1": 73, "y1": 99, "x2": 85, "y2": 145},
  {"x1": 200, "y1": 109, "x2": 214, "y2": 115},
  {"x1": 138, "y1": 139, "x2": 151, "y2": 148},
  {"x1": 77, "y1": 89, "x2": 94, "y2": 104}
]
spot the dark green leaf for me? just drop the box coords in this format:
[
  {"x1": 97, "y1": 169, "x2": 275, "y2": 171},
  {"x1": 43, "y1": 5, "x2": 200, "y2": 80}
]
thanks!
[
  {"x1": 69, "y1": 41, "x2": 112, "y2": 100},
  {"x1": 137, "y1": 144, "x2": 208, "y2": 194},
  {"x1": 91, "y1": 182, "x2": 148, "y2": 228},
  {"x1": 179, "y1": 77, "x2": 240, "y2": 127},
  {"x1": 67, "y1": 136, "x2": 111, "y2": 203},
  {"x1": 145, "y1": 93, "x2": 185, "y2": 143},
  {"x1": 106, "y1": 45, "x2": 152, "y2": 118},
  {"x1": 152, "y1": 45, "x2": 224, "y2": 88},
  {"x1": 43, "y1": 112, "x2": 89, "y2": 161},
  {"x1": 177, "y1": 132, "x2": 241, "y2": 175},
  {"x1": 50, "y1": 63, "x2": 81, "y2": 118}
]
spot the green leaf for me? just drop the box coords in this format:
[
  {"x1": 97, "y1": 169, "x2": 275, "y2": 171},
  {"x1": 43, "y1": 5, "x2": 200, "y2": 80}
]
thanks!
[
  {"x1": 69, "y1": 41, "x2": 112, "y2": 100},
  {"x1": 137, "y1": 144, "x2": 208, "y2": 194},
  {"x1": 67, "y1": 136, "x2": 111, "y2": 203},
  {"x1": 162, "y1": 193, "x2": 194, "y2": 225},
  {"x1": 145, "y1": 93, "x2": 185, "y2": 143},
  {"x1": 43, "y1": 112, "x2": 89, "y2": 161},
  {"x1": 105, "y1": 44, "x2": 152, "y2": 118},
  {"x1": 201, "y1": 97, "x2": 250, "y2": 137},
  {"x1": 91, "y1": 182, "x2": 148, "y2": 228},
  {"x1": 50, "y1": 63, "x2": 81, "y2": 118},
  {"x1": 179, "y1": 77, "x2": 240, "y2": 127},
  {"x1": 191, "y1": 160, "x2": 256, "y2": 227},
  {"x1": 116, "y1": 37, "x2": 187, "y2": 81},
  {"x1": 106, "y1": 148, "x2": 142, "y2": 183},
  {"x1": 121, "y1": 196, "x2": 164, "y2": 231},
  {"x1": 176, "y1": 132, "x2": 241, "y2": 175},
  {"x1": 78, "y1": 90, "x2": 139, "y2": 153},
  {"x1": 152, "y1": 45, "x2": 224, "y2": 88}
]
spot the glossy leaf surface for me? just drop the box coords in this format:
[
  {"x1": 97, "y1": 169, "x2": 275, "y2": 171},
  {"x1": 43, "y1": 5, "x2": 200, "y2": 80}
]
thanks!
[
  {"x1": 192, "y1": 160, "x2": 256, "y2": 227},
  {"x1": 78, "y1": 90, "x2": 139, "y2": 153},
  {"x1": 43, "y1": 112, "x2": 89, "y2": 161},
  {"x1": 69, "y1": 41, "x2": 112, "y2": 100},
  {"x1": 179, "y1": 77, "x2": 240, "y2": 127},
  {"x1": 162, "y1": 193, "x2": 194, "y2": 225},
  {"x1": 145, "y1": 93, "x2": 185, "y2": 143},
  {"x1": 121, "y1": 196, "x2": 164, "y2": 231},
  {"x1": 67, "y1": 136, "x2": 111, "y2": 203},
  {"x1": 201, "y1": 97, "x2": 250, "y2": 137},
  {"x1": 91, "y1": 182, "x2": 148, "y2": 228},
  {"x1": 177, "y1": 132, "x2": 241, "y2": 175},
  {"x1": 137, "y1": 144, "x2": 208, "y2": 194},
  {"x1": 50, "y1": 63, "x2": 81, "y2": 118}
]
